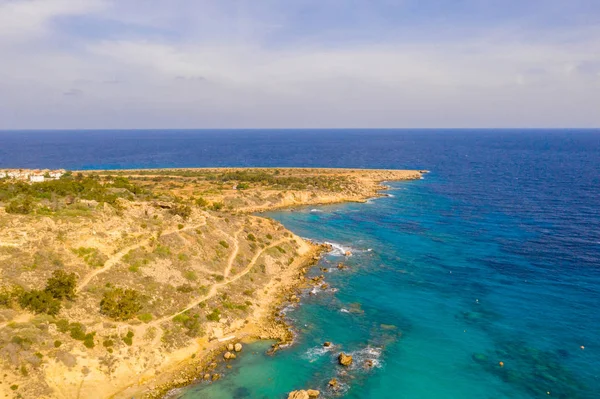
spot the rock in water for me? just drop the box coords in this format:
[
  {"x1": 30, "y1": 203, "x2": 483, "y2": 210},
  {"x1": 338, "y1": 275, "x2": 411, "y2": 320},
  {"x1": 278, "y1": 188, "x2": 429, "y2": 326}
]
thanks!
[
  {"x1": 323, "y1": 342, "x2": 332, "y2": 347},
  {"x1": 307, "y1": 389, "x2": 320, "y2": 397},
  {"x1": 288, "y1": 390, "x2": 309, "y2": 399},
  {"x1": 328, "y1": 378, "x2": 339, "y2": 389},
  {"x1": 234, "y1": 343, "x2": 243, "y2": 352},
  {"x1": 224, "y1": 351, "x2": 235, "y2": 360},
  {"x1": 338, "y1": 352, "x2": 353, "y2": 366}
]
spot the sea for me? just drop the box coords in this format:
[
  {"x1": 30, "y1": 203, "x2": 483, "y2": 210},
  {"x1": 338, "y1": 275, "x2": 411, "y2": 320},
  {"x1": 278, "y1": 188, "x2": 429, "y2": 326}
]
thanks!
[{"x1": 1, "y1": 129, "x2": 599, "y2": 398}]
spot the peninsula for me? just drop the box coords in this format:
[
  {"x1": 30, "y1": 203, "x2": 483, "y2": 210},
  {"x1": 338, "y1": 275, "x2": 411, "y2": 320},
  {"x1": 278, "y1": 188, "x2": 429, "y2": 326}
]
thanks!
[{"x1": 0, "y1": 168, "x2": 422, "y2": 399}]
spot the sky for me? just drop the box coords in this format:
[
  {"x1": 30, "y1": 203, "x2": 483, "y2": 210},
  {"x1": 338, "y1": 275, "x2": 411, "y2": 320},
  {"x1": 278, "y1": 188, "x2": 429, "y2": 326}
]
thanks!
[{"x1": 0, "y1": 0, "x2": 599, "y2": 129}]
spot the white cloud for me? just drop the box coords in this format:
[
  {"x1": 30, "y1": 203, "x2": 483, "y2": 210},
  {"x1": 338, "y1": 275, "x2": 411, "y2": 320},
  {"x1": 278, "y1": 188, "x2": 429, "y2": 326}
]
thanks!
[
  {"x1": 0, "y1": 0, "x2": 105, "y2": 41},
  {"x1": 0, "y1": 0, "x2": 598, "y2": 128}
]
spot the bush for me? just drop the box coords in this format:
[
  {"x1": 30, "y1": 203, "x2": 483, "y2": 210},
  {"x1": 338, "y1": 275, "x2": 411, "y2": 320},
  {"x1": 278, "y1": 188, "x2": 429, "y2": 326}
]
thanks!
[
  {"x1": 195, "y1": 197, "x2": 208, "y2": 208},
  {"x1": 206, "y1": 308, "x2": 220, "y2": 322},
  {"x1": 44, "y1": 270, "x2": 77, "y2": 300},
  {"x1": 169, "y1": 205, "x2": 192, "y2": 220},
  {"x1": 219, "y1": 240, "x2": 229, "y2": 249},
  {"x1": 138, "y1": 313, "x2": 153, "y2": 323},
  {"x1": 5, "y1": 197, "x2": 34, "y2": 214},
  {"x1": 100, "y1": 288, "x2": 142, "y2": 321},
  {"x1": 123, "y1": 330, "x2": 134, "y2": 346},
  {"x1": 69, "y1": 323, "x2": 86, "y2": 340},
  {"x1": 247, "y1": 233, "x2": 256, "y2": 242},
  {"x1": 19, "y1": 290, "x2": 61, "y2": 315},
  {"x1": 54, "y1": 340, "x2": 62, "y2": 348},
  {"x1": 210, "y1": 202, "x2": 224, "y2": 211},
  {"x1": 83, "y1": 333, "x2": 95, "y2": 348}
]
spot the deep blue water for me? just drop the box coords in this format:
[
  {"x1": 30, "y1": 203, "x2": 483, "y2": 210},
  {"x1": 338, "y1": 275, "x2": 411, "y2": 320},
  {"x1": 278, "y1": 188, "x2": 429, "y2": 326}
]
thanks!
[{"x1": 1, "y1": 129, "x2": 599, "y2": 398}]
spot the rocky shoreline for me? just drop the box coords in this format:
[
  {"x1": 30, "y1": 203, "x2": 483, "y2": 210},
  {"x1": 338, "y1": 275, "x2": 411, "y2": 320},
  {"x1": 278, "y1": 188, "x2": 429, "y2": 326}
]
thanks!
[{"x1": 143, "y1": 243, "x2": 332, "y2": 399}]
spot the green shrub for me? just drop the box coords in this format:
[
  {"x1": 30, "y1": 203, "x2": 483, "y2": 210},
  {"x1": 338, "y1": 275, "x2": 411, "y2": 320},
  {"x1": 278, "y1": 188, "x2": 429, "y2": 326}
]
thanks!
[
  {"x1": 103, "y1": 339, "x2": 114, "y2": 347},
  {"x1": 247, "y1": 233, "x2": 256, "y2": 242},
  {"x1": 210, "y1": 202, "x2": 224, "y2": 211},
  {"x1": 69, "y1": 323, "x2": 86, "y2": 340},
  {"x1": 219, "y1": 240, "x2": 229, "y2": 249},
  {"x1": 195, "y1": 197, "x2": 208, "y2": 208},
  {"x1": 99, "y1": 288, "x2": 142, "y2": 321},
  {"x1": 266, "y1": 234, "x2": 273, "y2": 240},
  {"x1": 72, "y1": 247, "x2": 107, "y2": 268},
  {"x1": 83, "y1": 333, "x2": 95, "y2": 348},
  {"x1": 54, "y1": 340, "x2": 62, "y2": 348},
  {"x1": 6, "y1": 197, "x2": 34, "y2": 214},
  {"x1": 138, "y1": 313, "x2": 153, "y2": 323},
  {"x1": 44, "y1": 270, "x2": 77, "y2": 300},
  {"x1": 19, "y1": 290, "x2": 61, "y2": 315},
  {"x1": 123, "y1": 330, "x2": 134, "y2": 346},
  {"x1": 183, "y1": 271, "x2": 197, "y2": 281},
  {"x1": 55, "y1": 319, "x2": 70, "y2": 333},
  {"x1": 169, "y1": 204, "x2": 192, "y2": 220},
  {"x1": 206, "y1": 308, "x2": 220, "y2": 322}
]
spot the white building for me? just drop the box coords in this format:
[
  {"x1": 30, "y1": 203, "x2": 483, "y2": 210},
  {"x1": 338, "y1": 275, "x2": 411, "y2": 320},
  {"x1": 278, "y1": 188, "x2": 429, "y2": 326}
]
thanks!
[{"x1": 30, "y1": 174, "x2": 45, "y2": 183}]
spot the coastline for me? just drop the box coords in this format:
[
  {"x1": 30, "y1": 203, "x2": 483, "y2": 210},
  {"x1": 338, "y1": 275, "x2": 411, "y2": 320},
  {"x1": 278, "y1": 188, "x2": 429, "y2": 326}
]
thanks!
[
  {"x1": 0, "y1": 168, "x2": 423, "y2": 399},
  {"x1": 135, "y1": 170, "x2": 423, "y2": 398}
]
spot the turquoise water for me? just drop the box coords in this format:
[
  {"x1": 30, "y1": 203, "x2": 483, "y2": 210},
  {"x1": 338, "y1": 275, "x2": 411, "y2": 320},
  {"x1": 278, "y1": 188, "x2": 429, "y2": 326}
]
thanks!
[
  {"x1": 177, "y1": 178, "x2": 599, "y2": 399},
  {"x1": 2, "y1": 129, "x2": 598, "y2": 398}
]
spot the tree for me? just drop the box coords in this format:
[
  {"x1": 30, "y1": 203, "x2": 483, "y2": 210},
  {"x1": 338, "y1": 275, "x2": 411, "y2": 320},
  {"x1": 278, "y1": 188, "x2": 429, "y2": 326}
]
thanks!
[
  {"x1": 19, "y1": 290, "x2": 61, "y2": 315},
  {"x1": 44, "y1": 270, "x2": 77, "y2": 300},
  {"x1": 100, "y1": 288, "x2": 142, "y2": 321}
]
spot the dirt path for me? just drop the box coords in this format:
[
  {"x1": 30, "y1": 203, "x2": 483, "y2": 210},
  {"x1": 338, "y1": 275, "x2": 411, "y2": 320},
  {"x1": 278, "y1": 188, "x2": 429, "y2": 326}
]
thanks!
[
  {"x1": 151, "y1": 237, "x2": 289, "y2": 326},
  {"x1": 0, "y1": 218, "x2": 207, "y2": 331},
  {"x1": 76, "y1": 219, "x2": 206, "y2": 293},
  {"x1": 223, "y1": 227, "x2": 244, "y2": 279}
]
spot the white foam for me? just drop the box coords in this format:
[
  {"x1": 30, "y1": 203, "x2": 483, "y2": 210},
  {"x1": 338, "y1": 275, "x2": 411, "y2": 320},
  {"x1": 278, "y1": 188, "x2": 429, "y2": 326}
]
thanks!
[
  {"x1": 324, "y1": 241, "x2": 354, "y2": 257},
  {"x1": 340, "y1": 308, "x2": 350, "y2": 313},
  {"x1": 303, "y1": 344, "x2": 335, "y2": 362},
  {"x1": 350, "y1": 346, "x2": 383, "y2": 369}
]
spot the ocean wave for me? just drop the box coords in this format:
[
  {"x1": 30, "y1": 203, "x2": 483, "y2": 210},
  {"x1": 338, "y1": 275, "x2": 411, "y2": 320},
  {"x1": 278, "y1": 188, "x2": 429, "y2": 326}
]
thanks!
[
  {"x1": 303, "y1": 344, "x2": 335, "y2": 362},
  {"x1": 340, "y1": 308, "x2": 350, "y2": 313},
  {"x1": 310, "y1": 209, "x2": 323, "y2": 213},
  {"x1": 324, "y1": 241, "x2": 354, "y2": 256},
  {"x1": 349, "y1": 346, "x2": 383, "y2": 370}
]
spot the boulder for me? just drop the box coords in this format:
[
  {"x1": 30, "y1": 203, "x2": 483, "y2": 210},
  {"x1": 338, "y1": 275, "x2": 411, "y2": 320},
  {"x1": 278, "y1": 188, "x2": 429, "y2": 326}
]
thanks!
[
  {"x1": 203, "y1": 374, "x2": 211, "y2": 380},
  {"x1": 328, "y1": 378, "x2": 338, "y2": 388},
  {"x1": 227, "y1": 343, "x2": 234, "y2": 351},
  {"x1": 234, "y1": 343, "x2": 243, "y2": 352},
  {"x1": 323, "y1": 342, "x2": 332, "y2": 347},
  {"x1": 288, "y1": 390, "x2": 309, "y2": 399},
  {"x1": 223, "y1": 351, "x2": 235, "y2": 360},
  {"x1": 307, "y1": 389, "x2": 320, "y2": 397},
  {"x1": 211, "y1": 373, "x2": 220, "y2": 381},
  {"x1": 338, "y1": 352, "x2": 353, "y2": 366}
]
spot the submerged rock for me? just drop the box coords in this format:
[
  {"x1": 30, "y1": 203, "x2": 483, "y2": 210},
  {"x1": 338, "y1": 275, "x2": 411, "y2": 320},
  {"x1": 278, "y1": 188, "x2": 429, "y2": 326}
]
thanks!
[
  {"x1": 338, "y1": 353, "x2": 353, "y2": 366},
  {"x1": 307, "y1": 389, "x2": 320, "y2": 397}
]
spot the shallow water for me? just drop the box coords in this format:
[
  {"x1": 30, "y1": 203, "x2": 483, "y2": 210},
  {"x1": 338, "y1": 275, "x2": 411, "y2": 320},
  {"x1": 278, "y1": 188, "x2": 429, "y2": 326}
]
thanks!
[
  {"x1": 2, "y1": 129, "x2": 598, "y2": 398},
  {"x1": 179, "y1": 178, "x2": 600, "y2": 398}
]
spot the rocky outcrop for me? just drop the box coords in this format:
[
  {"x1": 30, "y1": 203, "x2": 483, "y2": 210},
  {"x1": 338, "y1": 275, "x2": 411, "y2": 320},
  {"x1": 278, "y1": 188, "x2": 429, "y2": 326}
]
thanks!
[
  {"x1": 288, "y1": 390, "x2": 309, "y2": 399},
  {"x1": 338, "y1": 352, "x2": 353, "y2": 366},
  {"x1": 288, "y1": 389, "x2": 320, "y2": 399}
]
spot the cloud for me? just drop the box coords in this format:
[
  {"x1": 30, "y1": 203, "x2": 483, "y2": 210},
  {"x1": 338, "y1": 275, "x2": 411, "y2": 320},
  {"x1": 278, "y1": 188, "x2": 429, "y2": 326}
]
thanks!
[
  {"x1": 0, "y1": 0, "x2": 599, "y2": 128},
  {"x1": 63, "y1": 88, "x2": 83, "y2": 96}
]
